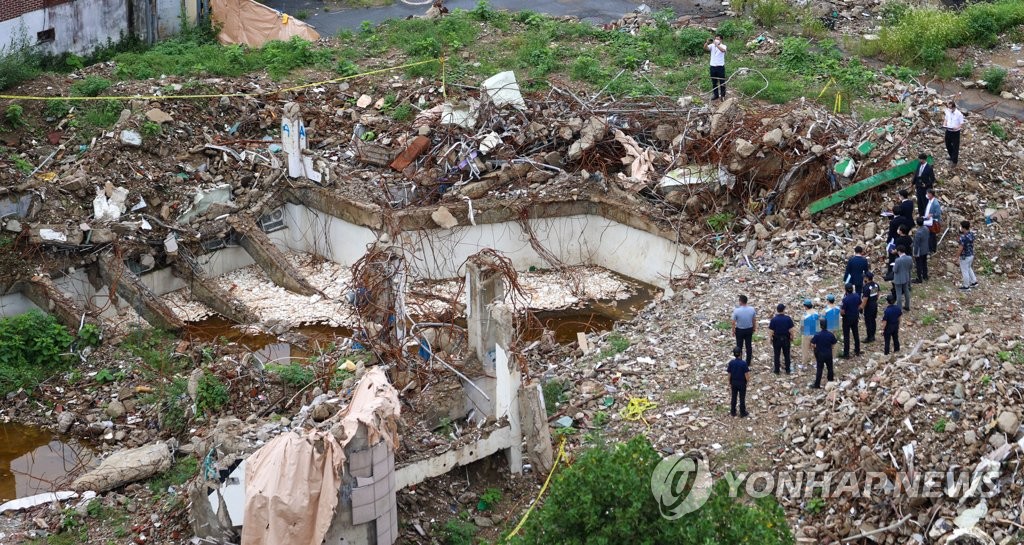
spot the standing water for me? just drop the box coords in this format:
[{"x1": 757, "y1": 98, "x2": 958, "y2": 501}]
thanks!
[{"x1": 0, "y1": 423, "x2": 94, "y2": 502}]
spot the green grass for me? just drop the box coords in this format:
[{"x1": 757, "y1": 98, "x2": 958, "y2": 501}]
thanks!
[
  {"x1": 878, "y1": 0, "x2": 1024, "y2": 68},
  {"x1": 991, "y1": 123, "x2": 1008, "y2": 140},
  {"x1": 666, "y1": 389, "x2": 703, "y2": 404},
  {"x1": 855, "y1": 101, "x2": 900, "y2": 121},
  {"x1": 148, "y1": 456, "x2": 199, "y2": 494},
  {"x1": 598, "y1": 333, "x2": 631, "y2": 359},
  {"x1": 921, "y1": 313, "x2": 937, "y2": 326}
]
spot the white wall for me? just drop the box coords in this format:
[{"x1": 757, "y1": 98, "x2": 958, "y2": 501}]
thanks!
[
  {"x1": 0, "y1": 0, "x2": 129, "y2": 56},
  {"x1": 277, "y1": 204, "x2": 701, "y2": 289}
]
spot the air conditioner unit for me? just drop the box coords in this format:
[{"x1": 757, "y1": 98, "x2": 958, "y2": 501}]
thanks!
[{"x1": 258, "y1": 207, "x2": 286, "y2": 233}]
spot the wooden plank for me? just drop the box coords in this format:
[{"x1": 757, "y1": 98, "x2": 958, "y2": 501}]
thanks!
[{"x1": 807, "y1": 156, "x2": 933, "y2": 215}]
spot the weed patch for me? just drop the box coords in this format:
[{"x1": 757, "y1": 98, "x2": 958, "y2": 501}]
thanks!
[
  {"x1": 509, "y1": 436, "x2": 793, "y2": 544},
  {"x1": 0, "y1": 311, "x2": 74, "y2": 395}
]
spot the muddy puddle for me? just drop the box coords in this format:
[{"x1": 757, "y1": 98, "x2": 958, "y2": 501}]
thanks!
[
  {"x1": 185, "y1": 273, "x2": 656, "y2": 352},
  {"x1": 0, "y1": 423, "x2": 94, "y2": 502}
]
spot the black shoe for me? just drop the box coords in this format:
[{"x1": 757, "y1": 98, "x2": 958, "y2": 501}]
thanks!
[
  {"x1": 855, "y1": 352, "x2": 862, "y2": 356},
  {"x1": 840, "y1": 355, "x2": 850, "y2": 359},
  {"x1": 903, "y1": 306, "x2": 910, "y2": 311},
  {"x1": 959, "y1": 286, "x2": 971, "y2": 290},
  {"x1": 884, "y1": 351, "x2": 889, "y2": 355},
  {"x1": 971, "y1": 282, "x2": 978, "y2": 286},
  {"x1": 730, "y1": 411, "x2": 736, "y2": 417},
  {"x1": 740, "y1": 412, "x2": 749, "y2": 418},
  {"x1": 865, "y1": 338, "x2": 875, "y2": 343},
  {"x1": 912, "y1": 279, "x2": 923, "y2": 284}
]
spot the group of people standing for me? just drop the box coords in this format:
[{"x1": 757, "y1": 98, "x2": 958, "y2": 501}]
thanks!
[{"x1": 725, "y1": 153, "x2": 981, "y2": 416}]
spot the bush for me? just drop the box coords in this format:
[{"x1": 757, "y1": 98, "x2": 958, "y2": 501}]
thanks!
[
  {"x1": 0, "y1": 29, "x2": 42, "y2": 91},
  {"x1": 70, "y1": 76, "x2": 112, "y2": 97},
  {"x1": 509, "y1": 436, "x2": 793, "y2": 545},
  {"x1": 990, "y1": 122, "x2": 1008, "y2": 140},
  {"x1": 0, "y1": 311, "x2": 74, "y2": 394},
  {"x1": 4, "y1": 104, "x2": 24, "y2": 128},
  {"x1": 267, "y1": 362, "x2": 315, "y2": 388},
  {"x1": 752, "y1": 0, "x2": 789, "y2": 28},
  {"x1": 196, "y1": 371, "x2": 229, "y2": 415},
  {"x1": 880, "y1": 1, "x2": 910, "y2": 26},
  {"x1": 717, "y1": 18, "x2": 754, "y2": 40},
  {"x1": 982, "y1": 66, "x2": 1007, "y2": 93},
  {"x1": 677, "y1": 28, "x2": 713, "y2": 57}
]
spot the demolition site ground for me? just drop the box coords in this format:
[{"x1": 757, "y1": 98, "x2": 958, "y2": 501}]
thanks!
[{"x1": 3, "y1": 1, "x2": 1024, "y2": 544}]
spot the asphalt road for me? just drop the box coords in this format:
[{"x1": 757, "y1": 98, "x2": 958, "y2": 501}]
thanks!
[{"x1": 261, "y1": 0, "x2": 716, "y2": 35}]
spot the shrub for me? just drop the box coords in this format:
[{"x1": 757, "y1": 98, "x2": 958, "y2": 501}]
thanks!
[
  {"x1": 70, "y1": 76, "x2": 112, "y2": 97},
  {"x1": 267, "y1": 362, "x2": 315, "y2": 388},
  {"x1": 982, "y1": 66, "x2": 1007, "y2": 93},
  {"x1": 717, "y1": 18, "x2": 754, "y2": 40},
  {"x1": 570, "y1": 55, "x2": 606, "y2": 84},
  {"x1": 77, "y1": 323, "x2": 102, "y2": 347},
  {"x1": 141, "y1": 121, "x2": 162, "y2": 138},
  {"x1": 954, "y1": 61, "x2": 974, "y2": 78},
  {"x1": 880, "y1": 1, "x2": 910, "y2": 26},
  {"x1": 0, "y1": 29, "x2": 42, "y2": 91},
  {"x1": 990, "y1": 122, "x2": 1008, "y2": 140},
  {"x1": 196, "y1": 371, "x2": 229, "y2": 415},
  {"x1": 0, "y1": 311, "x2": 74, "y2": 394},
  {"x1": 677, "y1": 28, "x2": 713, "y2": 57},
  {"x1": 509, "y1": 436, "x2": 793, "y2": 545},
  {"x1": 752, "y1": 0, "x2": 789, "y2": 28},
  {"x1": 4, "y1": 104, "x2": 25, "y2": 128}
]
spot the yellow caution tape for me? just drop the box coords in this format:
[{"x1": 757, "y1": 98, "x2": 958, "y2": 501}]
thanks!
[
  {"x1": 620, "y1": 397, "x2": 658, "y2": 427},
  {"x1": 0, "y1": 57, "x2": 441, "y2": 102},
  {"x1": 504, "y1": 439, "x2": 567, "y2": 540}
]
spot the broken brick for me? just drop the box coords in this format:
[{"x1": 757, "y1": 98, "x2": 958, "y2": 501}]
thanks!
[{"x1": 389, "y1": 135, "x2": 431, "y2": 172}]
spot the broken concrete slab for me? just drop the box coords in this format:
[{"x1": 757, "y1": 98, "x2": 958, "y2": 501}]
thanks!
[
  {"x1": 178, "y1": 184, "x2": 233, "y2": 225},
  {"x1": 480, "y1": 71, "x2": 526, "y2": 110},
  {"x1": 71, "y1": 442, "x2": 172, "y2": 492},
  {"x1": 119, "y1": 130, "x2": 142, "y2": 147},
  {"x1": 145, "y1": 108, "x2": 174, "y2": 124},
  {"x1": 97, "y1": 254, "x2": 185, "y2": 332},
  {"x1": 431, "y1": 206, "x2": 459, "y2": 229},
  {"x1": 231, "y1": 218, "x2": 320, "y2": 297}
]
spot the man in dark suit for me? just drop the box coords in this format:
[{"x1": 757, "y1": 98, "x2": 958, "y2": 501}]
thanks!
[
  {"x1": 844, "y1": 246, "x2": 870, "y2": 294},
  {"x1": 896, "y1": 190, "x2": 914, "y2": 222},
  {"x1": 911, "y1": 153, "x2": 935, "y2": 217},
  {"x1": 887, "y1": 205, "x2": 914, "y2": 243}
]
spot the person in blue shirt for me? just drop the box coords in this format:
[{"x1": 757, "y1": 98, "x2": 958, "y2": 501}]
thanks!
[
  {"x1": 800, "y1": 299, "x2": 819, "y2": 368},
  {"x1": 862, "y1": 272, "x2": 880, "y2": 343},
  {"x1": 881, "y1": 294, "x2": 903, "y2": 355},
  {"x1": 839, "y1": 283, "x2": 863, "y2": 358},
  {"x1": 823, "y1": 294, "x2": 841, "y2": 333},
  {"x1": 768, "y1": 303, "x2": 795, "y2": 374},
  {"x1": 726, "y1": 347, "x2": 749, "y2": 417},
  {"x1": 732, "y1": 294, "x2": 756, "y2": 364},
  {"x1": 844, "y1": 246, "x2": 870, "y2": 294},
  {"x1": 811, "y1": 319, "x2": 837, "y2": 389}
]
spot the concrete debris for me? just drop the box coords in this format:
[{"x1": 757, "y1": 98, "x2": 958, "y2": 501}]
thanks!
[
  {"x1": 119, "y1": 130, "x2": 142, "y2": 147},
  {"x1": 480, "y1": 71, "x2": 526, "y2": 110},
  {"x1": 71, "y1": 442, "x2": 172, "y2": 492},
  {"x1": 145, "y1": 108, "x2": 174, "y2": 124},
  {"x1": 92, "y1": 185, "x2": 129, "y2": 222},
  {"x1": 431, "y1": 206, "x2": 459, "y2": 229}
]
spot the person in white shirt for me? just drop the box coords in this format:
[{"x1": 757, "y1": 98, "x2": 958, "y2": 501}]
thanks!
[
  {"x1": 943, "y1": 100, "x2": 965, "y2": 166},
  {"x1": 923, "y1": 188, "x2": 942, "y2": 252},
  {"x1": 705, "y1": 33, "x2": 727, "y2": 101}
]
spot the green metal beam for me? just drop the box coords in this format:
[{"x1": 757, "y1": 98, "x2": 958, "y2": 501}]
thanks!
[{"x1": 807, "y1": 156, "x2": 933, "y2": 215}]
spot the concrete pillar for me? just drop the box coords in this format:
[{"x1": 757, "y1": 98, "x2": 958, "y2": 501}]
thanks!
[
  {"x1": 465, "y1": 260, "x2": 505, "y2": 372},
  {"x1": 230, "y1": 218, "x2": 319, "y2": 297},
  {"x1": 97, "y1": 255, "x2": 184, "y2": 332},
  {"x1": 172, "y1": 264, "x2": 259, "y2": 324},
  {"x1": 19, "y1": 275, "x2": 98, "y2": 331},
  {"x1": 519, "y1": 382, "x2": 554, "y2": 474}
]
